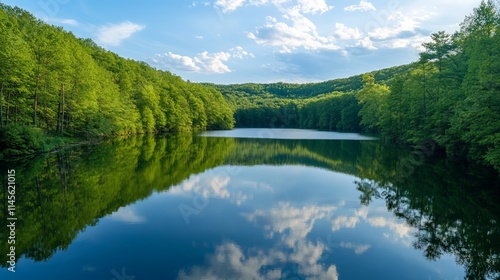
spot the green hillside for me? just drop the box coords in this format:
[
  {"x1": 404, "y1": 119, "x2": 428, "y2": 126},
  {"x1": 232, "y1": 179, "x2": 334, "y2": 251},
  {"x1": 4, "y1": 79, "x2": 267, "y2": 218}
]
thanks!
[
  {"x1": 0, "y1": 3, "x2": 234, "y2": 156},
  {"x1": 211, "y1": 63, "x2": 414, "y2": 99}
]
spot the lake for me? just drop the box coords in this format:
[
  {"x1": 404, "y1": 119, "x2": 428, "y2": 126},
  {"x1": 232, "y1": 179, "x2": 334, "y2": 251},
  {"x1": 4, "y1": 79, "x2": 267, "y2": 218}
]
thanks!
[{"x1": 1, "y1": 129, "x2": 499, "y2": 280}]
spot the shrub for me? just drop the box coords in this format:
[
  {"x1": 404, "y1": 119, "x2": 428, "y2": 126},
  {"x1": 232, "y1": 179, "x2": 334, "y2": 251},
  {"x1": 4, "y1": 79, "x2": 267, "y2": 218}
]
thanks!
[{"x1": 0, "y1": 124, "x2": 47, "y2": 155}]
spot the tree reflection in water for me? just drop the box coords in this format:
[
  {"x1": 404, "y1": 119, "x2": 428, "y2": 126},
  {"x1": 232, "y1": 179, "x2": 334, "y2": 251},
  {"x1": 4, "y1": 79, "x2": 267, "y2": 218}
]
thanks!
[{"x1": 0, "y1": 133, "x2": 498, "y2": 279}]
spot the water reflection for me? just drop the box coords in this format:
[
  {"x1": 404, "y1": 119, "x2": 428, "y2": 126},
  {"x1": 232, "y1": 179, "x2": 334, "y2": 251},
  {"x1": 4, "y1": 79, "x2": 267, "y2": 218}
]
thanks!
[
  {"x1": 0, "y1": 131, "x2": 498, "y2": 280},
  {"x1": 356, "y1": 160, "x2": 500, "y2": 279},
  {"x1": 178, "y1": 241, "x2": 339, "y2": 280},
  {"x1": 109, "y1": 207, "x2": 146, "y2": 224}
]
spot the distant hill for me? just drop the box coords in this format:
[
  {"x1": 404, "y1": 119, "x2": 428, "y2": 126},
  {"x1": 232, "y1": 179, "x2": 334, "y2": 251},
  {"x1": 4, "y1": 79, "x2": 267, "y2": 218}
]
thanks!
[{"x1": 206, "y1": 63, "x2": 415, "y2": 99}]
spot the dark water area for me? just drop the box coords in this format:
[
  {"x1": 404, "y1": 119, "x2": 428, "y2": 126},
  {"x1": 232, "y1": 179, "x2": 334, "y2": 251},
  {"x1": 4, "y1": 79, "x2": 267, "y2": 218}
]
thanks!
[{"x1": 0, "y1": 129, "x2": 499, "y2": 280}]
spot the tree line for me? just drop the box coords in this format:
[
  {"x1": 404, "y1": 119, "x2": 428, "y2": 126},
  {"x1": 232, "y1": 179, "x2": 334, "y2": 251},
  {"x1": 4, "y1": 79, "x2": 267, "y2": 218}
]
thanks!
[
  {"x1": 217, "y1": 0, "x2": 500, "y2": 173},
  {"x1": 357, "y1": 0, "x2": 500, "y2": 172},
  {"x1": 215, "y1": 64, "x2": 411, "y2": 131},
  {"x1": 0, "y1": 3, "x2": 234, "y2": 154}
]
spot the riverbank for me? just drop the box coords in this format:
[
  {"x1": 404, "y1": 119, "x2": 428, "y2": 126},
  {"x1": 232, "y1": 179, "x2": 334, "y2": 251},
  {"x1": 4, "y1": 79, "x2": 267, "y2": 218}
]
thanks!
[{"x1": 0, "y1": 124, "x2": 91, "y2": 160}]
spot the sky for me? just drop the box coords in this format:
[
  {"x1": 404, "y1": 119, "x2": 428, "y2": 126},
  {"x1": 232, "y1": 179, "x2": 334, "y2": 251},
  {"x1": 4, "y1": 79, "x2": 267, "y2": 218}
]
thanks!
[{"x1": 1, "y1": 0, "x2": 483, "y2": 84}]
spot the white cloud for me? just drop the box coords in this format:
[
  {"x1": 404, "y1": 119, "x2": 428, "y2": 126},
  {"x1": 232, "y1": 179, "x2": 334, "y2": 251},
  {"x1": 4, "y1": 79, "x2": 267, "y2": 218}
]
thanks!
[
  {"x1": 339, "y1": 242, "x2": 371, "y2": 255},
  {"x1": 368, "y1": 12, "x2": 424, "y2": 40},
  {"x1": 152, "y1": 46, "x2": 255, "y2": 74},
  {"x1": 195, "y1": 51, "x2": 232, "y2": 73},
  {"x1": 178, "y1": 242, "x2": 283, "y2": 280},
  {"x1": 361, "y1": 9, "x2": 433, "y2": 51},
  {"x1": 166, "y1": 174, "x2": 254, "y2": 205},
  {"x1": 220, "y1": 0, "x2": 333, "y2": 14},
  {"x1": 297, "y1": 0, "x2": 333, "y2": 14},
  {"x1": 109, "y1": 207, "x2": 145, "y2": 223},
  {"x1": 334, "y1": 23, "x2": 362, "y2": 40},
  {"x1": 152, "y1": 52, "x2": 201, "y2": 72},
  {"x1": 230, "y1": 46, "x2": 255, "y2": 59},
  {"x1": 178, "y1": 241, "x2": 338, "y2": 280},
  {"x1": 332, "y1": 215, "x2": 359, "y2": 231},
  {"x1": 356, "y1": 36, "x2": 377, "y2": 50},
  {"x1": 96, "y1": 21, "x2": 145, "y2": 46},
  {"x1": 169, "y1": 175, "x2": 232, "y2": 198},
  {"x1": 344, "y1": 0, "x2": 376, "y2": 12},
  {"x1": 367, "y1": 216, "x2": 413, "y2": 239},
  {"x1": 331, "y1": 206, "x2": 368, "y2": 231},
  {"x1": 246, "y1": 202, "x2": 337, "y2": 246},
  {"x1": 248, "y1": 8, "x2": 339, "y2": 53},
  {"x1": 152, "y1": 51, "x2": 232, "y2": 73},
  {"x1": 46, "y1": 17, "x2": 79, "y2": 26},
  {"x1": 328, "y1": 204, "x2": 413, "y2": 245},
  {"x1": 215, "y1": 0, "x2": 246, "y2": 13}
]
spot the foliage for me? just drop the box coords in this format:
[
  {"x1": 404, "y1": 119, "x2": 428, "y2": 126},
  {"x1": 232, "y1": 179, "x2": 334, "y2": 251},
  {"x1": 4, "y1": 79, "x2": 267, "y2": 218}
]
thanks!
[
  {"x1": 356, "y1": 0, "x2": 500, "y2": 172},
  {"x1": 0, "y1": 124, "x2": 70, "y2": 156},
  {"x1": 0, "y1": 3, "x2": 234, "y2": 153},
  {"x1": 0, "y1": 124, "x2": 45, "y2": 155},
  {"x1": 213, "y1": 64, "x2": 411, "y2": 130}
]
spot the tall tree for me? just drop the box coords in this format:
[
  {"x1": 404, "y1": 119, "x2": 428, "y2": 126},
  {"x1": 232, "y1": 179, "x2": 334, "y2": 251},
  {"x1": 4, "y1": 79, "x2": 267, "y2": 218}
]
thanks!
[
  {"x1": 356, "y1": 74, "x2": 390, "y2": 132},
  {"x1": 451, "y1": 0, "x2": 500, "y2": 170}
]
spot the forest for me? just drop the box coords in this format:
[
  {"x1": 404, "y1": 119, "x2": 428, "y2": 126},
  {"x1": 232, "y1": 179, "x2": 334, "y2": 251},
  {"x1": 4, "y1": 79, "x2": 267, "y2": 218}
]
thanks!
[
  {"x1": 0, "y1": 1, "x2": 499, "y2": 172},
  {"x1": 216, "y1": 1, "x2": 500, "y2": 173},
  {"x1": 0, "y1": 3, "x2": 234, "y2": 155}
]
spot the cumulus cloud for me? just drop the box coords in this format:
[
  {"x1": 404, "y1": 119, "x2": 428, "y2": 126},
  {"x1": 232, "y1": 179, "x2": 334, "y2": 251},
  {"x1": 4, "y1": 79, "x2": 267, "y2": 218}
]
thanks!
[
  {"x1": 328, "y1": 204, "x2": 414, "y2": 245},
  {"x1": 95, "y1": 21, "x2": 145, "y2": 46},
  {"x1": 356, "y1": 36, "x2": 377, "y2": 50},
  {"x1": 344, "y1": 0, "x2": 376, "y2": 12},
  {"x1": 169, "y1": 175, "x2": 231, "y2": 198},
  {"x1": 196, "y1": 51, "x2": 233, "y2": 73},
  {"x1": 152, "y1": 46, "x2": 254, "y2": 74},
  {"x1": 246, "y1": 202, "x2": 337, "y2": 246},
  {"x1": 367, "y1": 216, "x2": 413, "y2": 239},
  {"x1": 215, "y1": 0, "x2": 246, "y2": 13},
  {"x1": 331, "y1": 206, "x2": 368, "y2": 231},
  {"x1": 167, "y1": 174, "x2": 254, "y2": 205},
  {"x1": 368, "y1": 11, "x2": 428, "y2": 40},
  {"x1": 297, "y1": 0, "x2": 333, "y2": 14},
  {"x1": 152, "y1": 52, "x2": 201, "y2": 72},
  {"x1": 361, "y1": 9, "x2": 432, "y2": 51},
  {"x1": 340, "y1": 242, "x2": 371, "y2": 255},
  {"x1": 248, "y1": 8, "x2": 339, "y2": 53},
  {"x1": 334, "y1": 23, "x2": 362, "y2": 40},
  {"x1": 152, "y1": 51, "x2": 231, "y2": 73},
  {"x1": 178, "y1": 241, "x2": 338, "y2": 280},
  {"x1": 215, "y1": 0, "x2": 333, "y2": 15},
  {"x1": 109, "y1": 207, "x2": 145, "y2": 223},
  {"x1": 230, "y1": 46, "x2": 255, "y2": 59}
]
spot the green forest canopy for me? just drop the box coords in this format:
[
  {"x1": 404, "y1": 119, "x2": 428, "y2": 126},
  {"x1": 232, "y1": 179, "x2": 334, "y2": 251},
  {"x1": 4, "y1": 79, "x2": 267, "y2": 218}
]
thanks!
[
  {"x1": 0, "y1": 1, "x2": 499, "y2": 172},
  {"x1": 212, "y1": 0, "x2": 500, "y2": 172},
  {"x1": 0, "y1": 3, "x2": 235, "y2": 138}
]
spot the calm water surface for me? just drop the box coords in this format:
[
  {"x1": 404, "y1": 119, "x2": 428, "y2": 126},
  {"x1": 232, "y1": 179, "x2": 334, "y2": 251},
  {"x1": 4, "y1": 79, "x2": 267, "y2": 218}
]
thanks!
[{"x1": 1, "y1": 129, "x2": 499, "y2": 280}]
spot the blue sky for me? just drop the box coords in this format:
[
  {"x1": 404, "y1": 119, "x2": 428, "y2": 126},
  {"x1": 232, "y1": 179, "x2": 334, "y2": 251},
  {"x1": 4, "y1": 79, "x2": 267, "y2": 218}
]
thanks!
[{"x1": 2, "y1": 0, "x2": 483, "y2": 84}]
